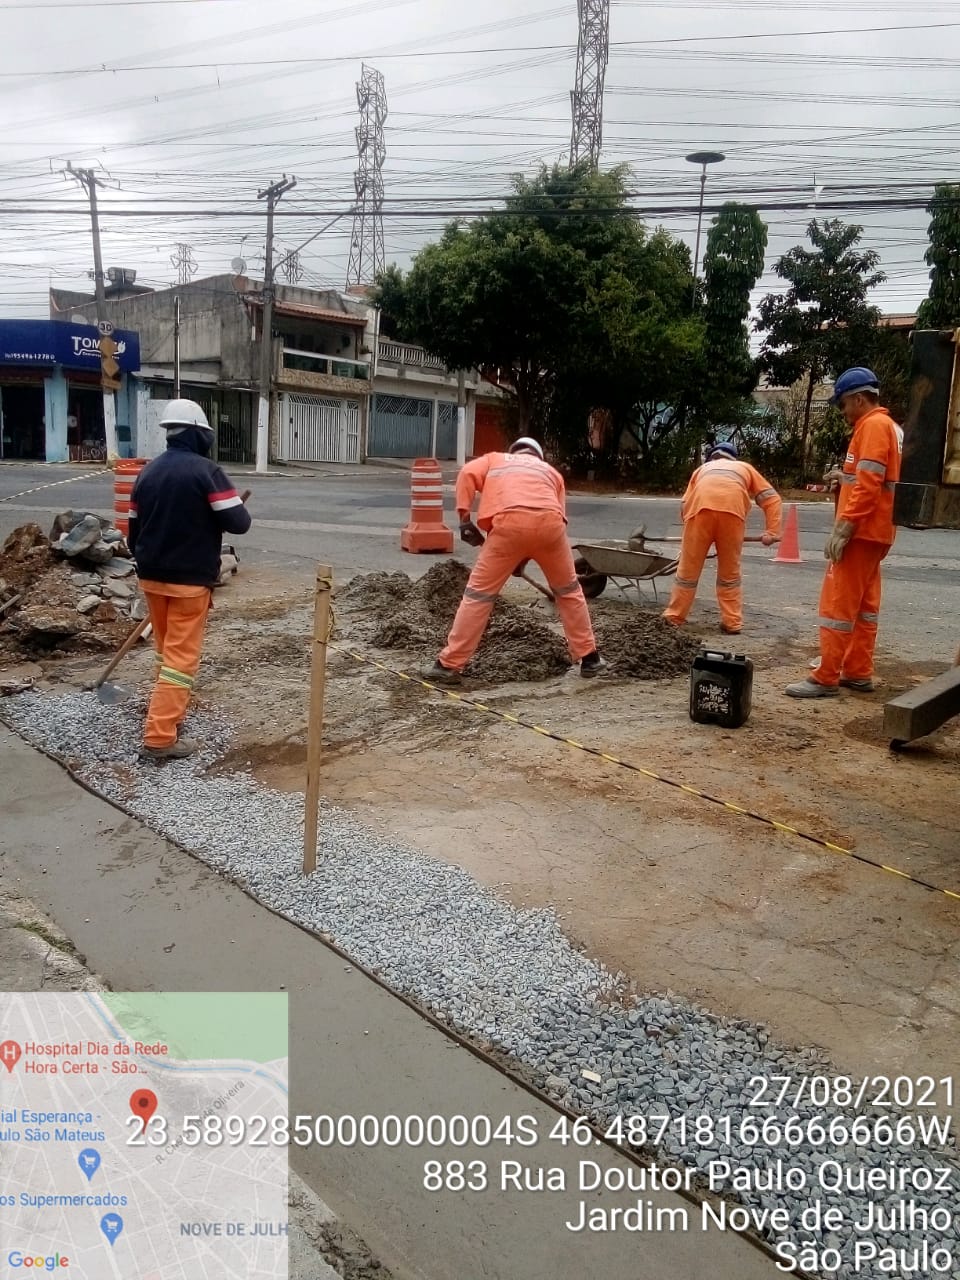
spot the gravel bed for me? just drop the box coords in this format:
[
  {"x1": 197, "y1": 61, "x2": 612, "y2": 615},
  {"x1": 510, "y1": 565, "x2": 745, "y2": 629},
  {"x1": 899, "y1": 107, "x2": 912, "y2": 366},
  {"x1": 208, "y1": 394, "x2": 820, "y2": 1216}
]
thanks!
[{"x1": 3, "y1": 689, "x2": 959, "y2": 1279}]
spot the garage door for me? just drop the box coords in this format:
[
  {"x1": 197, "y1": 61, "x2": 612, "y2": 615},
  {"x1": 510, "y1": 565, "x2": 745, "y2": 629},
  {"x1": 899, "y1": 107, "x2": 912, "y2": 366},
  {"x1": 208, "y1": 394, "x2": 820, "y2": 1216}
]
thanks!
[
  {"x1": 280, "y1": 394, "x2": 360, "y2": 463},
  {"x1": 369, "y1": 394, "x2": 458, "y2": 460}
]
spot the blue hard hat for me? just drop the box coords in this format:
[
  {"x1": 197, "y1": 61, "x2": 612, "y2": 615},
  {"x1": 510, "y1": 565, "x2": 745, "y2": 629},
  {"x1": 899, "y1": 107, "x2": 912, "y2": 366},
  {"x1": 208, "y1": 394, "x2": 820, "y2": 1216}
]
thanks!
[
  {"x1": 706, "y1": 441, "x2": 738, "y2": 461},
  {"x1": 830, "y1": 367, "x2": 879, "y2": 404}
]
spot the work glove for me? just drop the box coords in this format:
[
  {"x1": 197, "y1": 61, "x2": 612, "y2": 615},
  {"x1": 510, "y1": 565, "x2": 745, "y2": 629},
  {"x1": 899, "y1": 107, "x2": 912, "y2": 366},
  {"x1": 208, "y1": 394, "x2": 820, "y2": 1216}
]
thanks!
[
  {"x1": 824, "y1": 519, "x2": 856, "y2": 564},
  {"x1": 822, "y1": 466, "x2": 844, "y2": 488},
  {"x1": 760, "y1": 532, "x2": 778, "y2": 547},
  {"x1": 458, "y1": 520, "x2": 484, "y2": 548},
  {"x1": 511, "y1": 559, "x2": 530, "y2": 578}
]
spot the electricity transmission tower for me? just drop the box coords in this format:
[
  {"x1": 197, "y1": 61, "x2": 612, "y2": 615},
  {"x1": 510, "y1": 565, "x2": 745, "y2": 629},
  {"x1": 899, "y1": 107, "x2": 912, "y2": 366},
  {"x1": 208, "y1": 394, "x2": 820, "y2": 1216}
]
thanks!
[
  {"x1": 569, "y1": 0, "x2": 610, "y2": 170},
  {"x1": 170, "y1": 242, "x2": 198, "y2": 285},
  {"x1": 346, "y1": 64, "x2": 387, "y2": 287},
  {"x1": 280, "y1": 248, "x2": 303, "y2": 284}
]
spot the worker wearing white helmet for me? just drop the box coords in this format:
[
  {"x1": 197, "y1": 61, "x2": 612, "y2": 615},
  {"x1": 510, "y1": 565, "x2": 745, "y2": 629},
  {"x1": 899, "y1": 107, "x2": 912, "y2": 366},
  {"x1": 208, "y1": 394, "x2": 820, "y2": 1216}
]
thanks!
[
  {"x1": 427, "y1": 437, "x2": 606, "y2": 682},
  {"x1": 127, "y1": 399, "x2": 251, "y2": 759}
]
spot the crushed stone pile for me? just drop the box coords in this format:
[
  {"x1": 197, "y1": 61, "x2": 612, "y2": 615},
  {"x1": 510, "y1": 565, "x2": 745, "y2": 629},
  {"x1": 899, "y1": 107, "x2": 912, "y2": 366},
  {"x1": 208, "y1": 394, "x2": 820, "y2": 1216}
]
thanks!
[
  {"x1": 343, "y1": 560, "x2": 571, "y2": 683},
  {"x1": 597, "y1": 611, "x2": 701, "y2": 678},
  {"x1": 0, "y1": 515, "x2": 145, "y2": 671}
]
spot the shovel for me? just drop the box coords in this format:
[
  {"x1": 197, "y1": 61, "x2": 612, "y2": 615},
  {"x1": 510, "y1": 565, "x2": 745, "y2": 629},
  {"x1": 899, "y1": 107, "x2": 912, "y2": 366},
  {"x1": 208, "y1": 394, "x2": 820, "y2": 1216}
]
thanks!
[{"x1": 91, "y1": 616, "x2": 152, "y2": 704}]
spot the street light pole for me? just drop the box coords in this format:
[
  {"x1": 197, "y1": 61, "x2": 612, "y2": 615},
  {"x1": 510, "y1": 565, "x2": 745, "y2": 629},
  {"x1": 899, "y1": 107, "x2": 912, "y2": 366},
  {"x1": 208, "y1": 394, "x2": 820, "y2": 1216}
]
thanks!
[{"x1": 685, "y1": 150, "x2": 725, "y2": 308}]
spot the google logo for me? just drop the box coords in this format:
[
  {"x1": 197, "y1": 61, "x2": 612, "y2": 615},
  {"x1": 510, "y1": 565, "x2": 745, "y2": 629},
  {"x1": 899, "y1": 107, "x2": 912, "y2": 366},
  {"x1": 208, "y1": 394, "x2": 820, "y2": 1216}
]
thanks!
[{"x1": 7, "y1": 1253, "x2": 69, "y2": 1271}]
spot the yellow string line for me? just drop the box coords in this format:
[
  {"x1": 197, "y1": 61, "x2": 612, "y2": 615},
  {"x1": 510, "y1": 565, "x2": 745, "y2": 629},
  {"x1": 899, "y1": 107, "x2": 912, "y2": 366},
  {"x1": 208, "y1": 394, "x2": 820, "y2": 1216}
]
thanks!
[{"x1": 328, "y1": 642, "x2": 960, "y2": 905}]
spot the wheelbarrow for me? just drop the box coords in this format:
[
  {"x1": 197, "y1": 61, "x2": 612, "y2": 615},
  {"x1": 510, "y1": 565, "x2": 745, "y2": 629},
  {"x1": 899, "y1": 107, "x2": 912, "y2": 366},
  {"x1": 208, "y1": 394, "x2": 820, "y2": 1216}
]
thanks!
[{"x1": 572, "y1": 540, "x2": 680, "y2": 603}]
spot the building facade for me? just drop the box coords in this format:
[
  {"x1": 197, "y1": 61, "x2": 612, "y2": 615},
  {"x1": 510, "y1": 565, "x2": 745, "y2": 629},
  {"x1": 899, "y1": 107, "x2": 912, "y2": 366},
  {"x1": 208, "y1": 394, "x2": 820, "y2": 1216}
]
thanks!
[
  {"x1": 51, "y1": 276, "x2": 490, "y2": 465},
  {"x1": 0, "y1": 319, "x2": 140, "y2": 462}
]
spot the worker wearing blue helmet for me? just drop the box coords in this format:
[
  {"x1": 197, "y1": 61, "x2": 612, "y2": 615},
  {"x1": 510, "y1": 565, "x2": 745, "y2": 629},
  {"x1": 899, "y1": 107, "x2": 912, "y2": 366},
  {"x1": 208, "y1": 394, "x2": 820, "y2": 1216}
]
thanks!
[{"x1": 785, "y1": 367, "x2": 902, "y2": 698}]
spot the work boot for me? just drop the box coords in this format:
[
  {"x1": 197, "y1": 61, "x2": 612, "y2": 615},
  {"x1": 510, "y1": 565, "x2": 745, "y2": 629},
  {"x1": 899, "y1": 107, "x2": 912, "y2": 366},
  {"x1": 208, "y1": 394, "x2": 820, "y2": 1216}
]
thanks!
[
  {"x1": 140, "y1": 736, "x2": 200, "y2": 761},
  {"x1": 580, "y1": 651, "x2": 608, "y2": 678},
  {"x1": 784, "y1": 678, "x2": 839, "y2": 699},
  {"x1": 720, "y1": 625, "x2": 741, "y2": 636},
  {"x1": 840, "y1": 675, "x2": 876, "y2": 692},
  {"x1": 423, "y1": 660, "x2": 462, "y2": 686}
]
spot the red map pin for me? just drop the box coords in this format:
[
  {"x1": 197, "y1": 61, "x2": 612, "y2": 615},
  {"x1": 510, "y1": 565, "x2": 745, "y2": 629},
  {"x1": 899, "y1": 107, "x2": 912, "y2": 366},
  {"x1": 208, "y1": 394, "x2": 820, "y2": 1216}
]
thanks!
[
  {"x1": 130, "y1": 1088, "x2": 158, "y2": 1128},
  {"x1": 0, "y1": 1040, "x2": 22, "y2": 1073}
]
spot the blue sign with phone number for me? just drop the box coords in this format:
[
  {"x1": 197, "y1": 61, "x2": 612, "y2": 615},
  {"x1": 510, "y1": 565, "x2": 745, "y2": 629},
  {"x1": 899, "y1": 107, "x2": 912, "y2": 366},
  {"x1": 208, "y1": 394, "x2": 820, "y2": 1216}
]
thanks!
[{"x1": 0, "y1": 319, "x2": 140, "y2": 372}]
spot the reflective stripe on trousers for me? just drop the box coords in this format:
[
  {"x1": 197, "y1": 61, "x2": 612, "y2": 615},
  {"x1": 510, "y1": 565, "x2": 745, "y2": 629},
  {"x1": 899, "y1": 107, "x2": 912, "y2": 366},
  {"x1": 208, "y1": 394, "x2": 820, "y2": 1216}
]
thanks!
[
  {"x1": 662, "y1": 509, "x2": 746, "y2": 631},
  {"x1": 439, "y1": 509, "x2": 597, "y2": 670},
  {"x1": 142, "y1": 586, "x2": 211, "y2": 747},
  {"x1": 811, "y1": 541, "x2": 887, "y2": 687}
]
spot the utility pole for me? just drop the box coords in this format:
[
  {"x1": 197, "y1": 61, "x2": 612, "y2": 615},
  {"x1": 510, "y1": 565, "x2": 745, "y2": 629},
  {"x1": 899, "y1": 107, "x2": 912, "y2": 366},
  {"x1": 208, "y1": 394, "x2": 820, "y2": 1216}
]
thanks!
[
  {"x1": 256, "y1": 175, "x2": 297, "y2": 474},
  {"x1": 66, "y1": 162, "x2": 119, "y2": 461},
  {"x1": 456, "y1": 368, "x2": 466, "y2": 467},
  {"x1": 173, "y1": 295, "x2": 181, "y2": 398}
]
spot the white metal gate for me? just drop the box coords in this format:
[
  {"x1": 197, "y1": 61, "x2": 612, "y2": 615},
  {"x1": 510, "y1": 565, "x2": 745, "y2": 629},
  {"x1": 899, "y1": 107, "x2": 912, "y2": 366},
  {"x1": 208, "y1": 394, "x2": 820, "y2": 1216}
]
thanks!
[{"x1": 280, "y1": 394, "x2": 360, "y2": 463}]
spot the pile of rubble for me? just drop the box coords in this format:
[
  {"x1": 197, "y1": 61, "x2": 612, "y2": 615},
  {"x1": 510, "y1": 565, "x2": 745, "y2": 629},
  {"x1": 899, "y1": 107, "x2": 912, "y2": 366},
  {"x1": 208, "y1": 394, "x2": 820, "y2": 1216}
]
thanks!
[{"x1": 0, "y1": 513, "x2": 144, "y2": 664}]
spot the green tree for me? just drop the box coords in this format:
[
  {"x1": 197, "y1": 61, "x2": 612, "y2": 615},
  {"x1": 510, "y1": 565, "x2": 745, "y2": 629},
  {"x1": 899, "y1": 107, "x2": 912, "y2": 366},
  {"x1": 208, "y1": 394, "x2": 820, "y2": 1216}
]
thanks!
[
  {"x1": 755, "y1": 218, "x2": 884, "y2": 478},
  {"x1": 916, "y1": 183, "x2": 960, "y2": 329},
  {"x1": 700, "y1": 203, "x2": 768, "y2": 423},
  {"x1": 373, "y1": 164, "x2": 698, "y2": 447}
]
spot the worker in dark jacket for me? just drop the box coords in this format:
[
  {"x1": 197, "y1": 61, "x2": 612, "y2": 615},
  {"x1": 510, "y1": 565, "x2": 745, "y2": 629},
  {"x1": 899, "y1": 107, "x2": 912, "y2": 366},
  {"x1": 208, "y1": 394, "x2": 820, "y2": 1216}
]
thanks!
[{"x1": 127, "y1": 400, "x2": 251, "y2": 759}]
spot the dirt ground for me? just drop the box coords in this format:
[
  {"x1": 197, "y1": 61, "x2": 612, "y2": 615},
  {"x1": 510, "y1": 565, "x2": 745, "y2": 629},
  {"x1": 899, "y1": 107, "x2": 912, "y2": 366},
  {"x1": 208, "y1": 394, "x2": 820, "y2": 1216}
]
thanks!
[{"x1": 6, "y1": 558, "x2": 959, "y2": 1095}]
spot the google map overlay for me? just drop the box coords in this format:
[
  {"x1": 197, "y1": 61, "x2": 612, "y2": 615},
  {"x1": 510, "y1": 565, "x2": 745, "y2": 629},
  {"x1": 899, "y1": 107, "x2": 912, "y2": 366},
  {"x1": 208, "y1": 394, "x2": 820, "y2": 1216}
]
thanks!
[{"x1": 0, "y1": 992, "x2": 288, "y2": 1278}]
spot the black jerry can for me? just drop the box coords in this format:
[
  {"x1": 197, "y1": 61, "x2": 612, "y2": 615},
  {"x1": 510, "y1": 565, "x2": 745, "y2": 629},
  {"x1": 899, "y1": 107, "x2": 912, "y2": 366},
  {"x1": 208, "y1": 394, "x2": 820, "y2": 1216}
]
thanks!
[{"x1": 689, "y1": 649, "x2": 754, "y2": 729}]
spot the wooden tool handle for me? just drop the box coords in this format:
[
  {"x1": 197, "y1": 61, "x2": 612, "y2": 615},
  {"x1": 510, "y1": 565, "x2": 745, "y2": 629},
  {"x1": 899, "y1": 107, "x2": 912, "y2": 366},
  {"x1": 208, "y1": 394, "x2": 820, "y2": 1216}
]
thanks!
[
  {"x1": 521, "y1": 571, "x2": 555, "y2": 603},
  {"x1": 94, "y1": 616, "x2": 151, "y2": 688}
]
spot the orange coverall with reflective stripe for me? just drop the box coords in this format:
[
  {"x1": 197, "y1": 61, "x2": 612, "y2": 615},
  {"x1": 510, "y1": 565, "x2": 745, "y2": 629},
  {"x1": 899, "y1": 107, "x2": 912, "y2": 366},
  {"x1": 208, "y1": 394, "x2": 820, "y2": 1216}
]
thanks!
[
  {"x1": 139, "y1": 580, "x2": 212, "y2": 748},
  {"x1": 812, "y1": 406, "x2": 901, "y2": 686},
  {"x1": 438, "y1": 453, "x2": 597, "y2": 672},
  {"x1": 662, "y1": 458, "x2": 782, "y2": 631}
]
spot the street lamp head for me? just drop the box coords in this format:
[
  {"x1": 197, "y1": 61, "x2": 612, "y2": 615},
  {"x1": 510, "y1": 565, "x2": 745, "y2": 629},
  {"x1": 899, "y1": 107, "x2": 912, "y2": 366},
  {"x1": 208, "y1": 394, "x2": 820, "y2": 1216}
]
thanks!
[{"x1": 686, "y1": 150, "x2": 725, "y2": 167}]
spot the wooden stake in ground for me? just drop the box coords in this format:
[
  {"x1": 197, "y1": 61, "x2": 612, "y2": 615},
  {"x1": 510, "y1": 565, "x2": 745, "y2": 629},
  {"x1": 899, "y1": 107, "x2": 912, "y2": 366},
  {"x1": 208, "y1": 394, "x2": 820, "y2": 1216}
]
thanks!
[{"x1": 303, "y1": 563, "x2": 333, "y2": 874}]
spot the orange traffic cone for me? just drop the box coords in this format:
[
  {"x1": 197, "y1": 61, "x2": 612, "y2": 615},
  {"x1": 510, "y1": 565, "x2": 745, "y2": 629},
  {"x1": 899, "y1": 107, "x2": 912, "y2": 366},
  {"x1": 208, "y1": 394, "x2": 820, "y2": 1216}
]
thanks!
[
  {"x1": 772, "y1": 503, "x2": 802, "y2": 563},
  {"x1": 401, "y1": 458, "x2": 454, "y2": 554}
]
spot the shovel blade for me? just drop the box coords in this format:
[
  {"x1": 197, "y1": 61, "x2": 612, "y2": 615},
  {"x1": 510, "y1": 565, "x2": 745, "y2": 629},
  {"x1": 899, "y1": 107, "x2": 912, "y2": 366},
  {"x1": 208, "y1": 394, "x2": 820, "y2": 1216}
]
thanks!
[{"x1": 96, "y1": 680, "x2": 132, "y2": 705}]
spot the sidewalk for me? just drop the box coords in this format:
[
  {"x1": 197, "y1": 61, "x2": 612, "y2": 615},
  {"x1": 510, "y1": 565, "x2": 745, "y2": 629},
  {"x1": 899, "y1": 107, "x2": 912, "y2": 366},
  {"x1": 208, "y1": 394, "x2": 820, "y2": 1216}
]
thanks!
[
  {"x1": 0, "y1": 723, "x2": 781, "y2": 1280},
  {"x1": 0, "y1": 877, "x2": 382, "y2": 1280}
]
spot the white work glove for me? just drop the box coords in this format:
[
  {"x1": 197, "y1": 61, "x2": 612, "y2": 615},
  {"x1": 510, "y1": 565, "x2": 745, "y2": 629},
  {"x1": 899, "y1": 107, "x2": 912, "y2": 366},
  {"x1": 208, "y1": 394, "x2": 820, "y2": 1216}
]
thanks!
[
  {"x1": 823, "y1": 466, "x2": 844, "y2": 488},
  {"x1": 824, "y1": 519, "x2": 856, "y2": 564},
  {"x1": 760, "y1": 532, "x2": 778, "y2": 547}
]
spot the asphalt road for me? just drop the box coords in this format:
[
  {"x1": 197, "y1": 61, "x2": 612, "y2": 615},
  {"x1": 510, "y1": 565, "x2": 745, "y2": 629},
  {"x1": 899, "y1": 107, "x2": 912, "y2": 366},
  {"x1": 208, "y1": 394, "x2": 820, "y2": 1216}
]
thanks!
[{"x1": 2, "y1": 461, "x2": 958, "y2": 661}]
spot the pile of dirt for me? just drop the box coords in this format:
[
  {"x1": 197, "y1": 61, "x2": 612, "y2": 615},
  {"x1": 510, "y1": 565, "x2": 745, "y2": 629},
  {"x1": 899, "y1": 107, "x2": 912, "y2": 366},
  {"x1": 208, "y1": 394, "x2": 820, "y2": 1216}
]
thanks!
[
  {"x1": 0, "y1": 520, "x2": 141, "y2": 667},
  {"x1": 597, "y1": 612, "x2": 701, "y2": 678},
  {"x1": 344, "y1": 561, "x2": 571, "y2": 683}
]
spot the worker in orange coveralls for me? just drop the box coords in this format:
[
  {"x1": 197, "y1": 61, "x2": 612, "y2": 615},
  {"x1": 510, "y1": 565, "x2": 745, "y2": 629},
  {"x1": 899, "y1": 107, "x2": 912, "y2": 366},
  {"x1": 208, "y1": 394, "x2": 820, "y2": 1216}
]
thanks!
[
  {"x1": 127, "y1": 399, "x2": 251, "y2": 759},
  {"x1": 786, "y1": 367, "x2": 902, "y2": 698},
  {"x1": 426, "y1": 437, "x2": 606, "y2": 684},
  {"x1": 662, "y1": 442, "x2": 782, "y2": 635}
]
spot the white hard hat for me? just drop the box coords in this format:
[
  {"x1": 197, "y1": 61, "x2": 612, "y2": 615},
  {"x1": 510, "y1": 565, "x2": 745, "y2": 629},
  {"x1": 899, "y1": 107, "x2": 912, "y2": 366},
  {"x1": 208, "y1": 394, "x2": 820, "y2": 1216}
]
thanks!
[
  {"x1": 508, "y1": 436, "x2": 544, "y2": 459},
  {"x1": 160, "y1": 398, "x2": 211, "y2": 432}
]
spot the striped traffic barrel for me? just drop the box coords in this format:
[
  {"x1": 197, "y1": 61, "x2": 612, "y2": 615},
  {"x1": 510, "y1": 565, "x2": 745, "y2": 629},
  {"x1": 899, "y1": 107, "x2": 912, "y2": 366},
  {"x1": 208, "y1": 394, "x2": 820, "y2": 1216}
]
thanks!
[
  {"x1": 113, "y1": 458, "x2": 148, "y2": 537},
  {"x1": 400, "y1": 458, "x2": 453, "y2": 554}
]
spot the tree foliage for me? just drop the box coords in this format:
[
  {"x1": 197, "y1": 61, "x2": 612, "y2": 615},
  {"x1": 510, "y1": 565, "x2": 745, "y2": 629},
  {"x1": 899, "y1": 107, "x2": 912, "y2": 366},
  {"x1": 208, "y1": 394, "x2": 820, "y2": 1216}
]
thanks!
[
  {"x1": 755, "y1": 218, "x2": 885, "y2": 477},
  {"x1": 701, "y1": 203, "x2": 768, "y2": 409},
  {"x1": 373, "y1": 164, "x2": 699, "y2": 470},
  {"x1": 916, "y1": 183, "x2": 960, "y2": 329}
]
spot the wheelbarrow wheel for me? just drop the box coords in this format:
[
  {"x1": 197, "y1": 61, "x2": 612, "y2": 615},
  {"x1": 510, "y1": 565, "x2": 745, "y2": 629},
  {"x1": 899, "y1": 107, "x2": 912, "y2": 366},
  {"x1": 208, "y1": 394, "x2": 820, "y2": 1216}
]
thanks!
[{"x1": 574, "y1": 556, "x2": 607, "y2": 599}]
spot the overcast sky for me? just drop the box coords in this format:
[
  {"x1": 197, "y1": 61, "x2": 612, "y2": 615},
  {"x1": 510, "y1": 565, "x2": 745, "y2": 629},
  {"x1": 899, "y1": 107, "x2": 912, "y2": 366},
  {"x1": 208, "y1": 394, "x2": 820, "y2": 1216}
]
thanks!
[{"x1": 1, "y1": 0, "x2": 957, "y2": 319}]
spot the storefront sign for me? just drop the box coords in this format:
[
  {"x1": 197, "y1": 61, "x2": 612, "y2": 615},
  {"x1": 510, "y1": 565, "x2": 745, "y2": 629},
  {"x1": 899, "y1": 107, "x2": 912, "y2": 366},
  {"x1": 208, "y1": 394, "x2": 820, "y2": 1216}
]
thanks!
[{"x1": 0, "y1": 319, "x2": 140, "y2": 372}]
